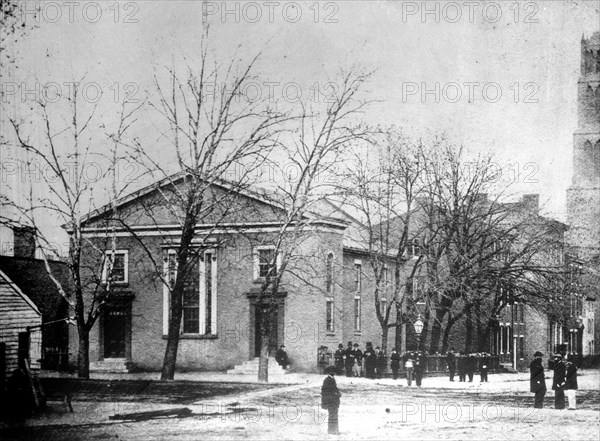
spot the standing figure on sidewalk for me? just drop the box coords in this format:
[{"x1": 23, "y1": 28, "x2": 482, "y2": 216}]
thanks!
[
  {"x1": 466, "y1": 354, "x2": 476, "y2": 382},
  {"x1": 404, "y1": 354, "x2": 414, "y2": 386},
  {"x1": 447, "y1": 348, "x2": 456, "y2": 381},
  {"x1": 321, "y1": 366, "x2": 342, "y2": 435},
  {"x1": 352, "y1": 343, "x2": 363, "y2": 377},
  {"x1": 376, "y1": 346, "x2": 386, "y2": 379},
  {"x1": 390, "y1": 348, "x2": 401, "y2": 380},
  {"x1": 344, "y1": 342, "x2": 354, "y2": 378},
  {"x1": 363, "y1": 343, "x2": 377, "y2": 379},
  {"x1": 457, "y1": 352, "x2": 466, "y2": 382},
  {"x1": 479, "y1": 353, "x2": 489, "y2": 383},
  {"x1": 414, "y1": 352, "x2": 426, "y2": 387},
  {"x1": 334, "y1": 344, "x2": 345, "y2": 375},
  {"x1": 552, "y1": 353, "x2": 566, "y2": 409},
  {"x1": 529, "y1": 351, "x2": 546, "y2": 409},
  {"x1": 564, "y1": 354, "x2": 578, "y2": 410}
]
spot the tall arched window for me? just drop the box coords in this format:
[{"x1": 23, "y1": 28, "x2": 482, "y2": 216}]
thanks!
[{"x1": 326, "y1": 252, "x2": 334, "y2": 293}]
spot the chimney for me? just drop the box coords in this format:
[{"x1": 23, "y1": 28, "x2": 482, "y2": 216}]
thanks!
[
  {"x1": 521, "y1": 194, "x2": 539, "y2": 214},
  {"x1": 13, "y1": 226, "x2": 36, "y2": 258}
]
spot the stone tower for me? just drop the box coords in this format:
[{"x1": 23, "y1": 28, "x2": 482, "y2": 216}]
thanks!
[
  {"x1": 566, "y1": 31, "x2": 600, "y2": 357},
  {"x1": 567, "y1": 32, "x2": 600, "y2": 262}
]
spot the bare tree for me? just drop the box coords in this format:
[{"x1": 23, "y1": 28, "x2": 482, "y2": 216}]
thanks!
[
  {"x1": 107, "y1": 32, "x2": 291, "y2": 380},
  {"x1": 340, "y1": 128, "x2": 430, "y2": 352},
  {"x1": 250, "y1": 68, "x2": 373, "y2": 382},
  {"x1": 3, "y1": 84, "x2": 140, "y2": 378},
  {"x1": 416, "y1": 145, "x2": 568, "y2": 354}
]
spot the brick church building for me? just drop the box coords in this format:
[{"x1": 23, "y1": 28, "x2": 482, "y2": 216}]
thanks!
[{"x1": 75, "y1": 176, "x2": 387, "y2": 373}]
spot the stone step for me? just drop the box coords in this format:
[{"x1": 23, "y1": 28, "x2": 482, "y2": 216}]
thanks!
[
  {"x1": 227, "y1": 357, "x2": 287, "y2": 375},
  {"x1": 90, "y1": 358, "x2": 130, "y2": 373}
]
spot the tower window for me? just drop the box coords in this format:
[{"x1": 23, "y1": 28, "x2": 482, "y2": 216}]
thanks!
[
  {"x1": 326, "y1": 299, "x2": 334, "y2": 332},
  {"x1": 326, "y1": 253, "x2": 334, "y2": 293}
]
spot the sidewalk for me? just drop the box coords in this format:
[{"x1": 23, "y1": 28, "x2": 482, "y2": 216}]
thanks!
[
  {"x1": 38, "y1": 368, "x2": 600, "y2": 390},
  {"x1": 39, "y1": 370, "x2": 321, "y2": 385}
]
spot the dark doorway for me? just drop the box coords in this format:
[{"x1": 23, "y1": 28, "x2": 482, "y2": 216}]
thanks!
[
  {"x1": 18, "y1": 331, "x2": 30, "y2": 368},
  {"x1": 103, "y1": 307, "x2": 128, "y2": 358},
  {"x1": 254, "y1": 305, "x2": 278, "y2": 357}
]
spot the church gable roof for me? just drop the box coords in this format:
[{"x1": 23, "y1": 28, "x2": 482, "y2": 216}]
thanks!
[{"x1": 80, "y1": 171, "x2": 291, "y2": 229}]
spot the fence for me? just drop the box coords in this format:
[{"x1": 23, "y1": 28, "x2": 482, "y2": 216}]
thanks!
[{"x1": 316, "y1": 347, "x2": 501, "y2": 375}]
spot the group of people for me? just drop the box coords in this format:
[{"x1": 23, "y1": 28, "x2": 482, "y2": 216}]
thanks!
[
  {"x1": 321, "y1": 347, "x2": 580, "y2": 435},
  {"x1": 446, "y1": 348, "x2": 491, "y2": 383},
  {"x1": 530, "y1": 351, "x2": 579, "y2": 410},
  {"x1": 392, "y1": 350, "x2": 427, "y2": 386},
  {"x1": 333, "y1": 341, "x2": 387, "y2": 379}
]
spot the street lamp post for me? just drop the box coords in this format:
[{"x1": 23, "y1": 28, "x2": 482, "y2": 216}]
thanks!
[
  {"x1": 413, "y1": 316, "x2": 424, "y2": 351},
  {"x1": 413, "y1": 317, "x2": 424, "y2": 335}
]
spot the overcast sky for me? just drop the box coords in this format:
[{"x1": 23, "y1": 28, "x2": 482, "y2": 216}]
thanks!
[{"x1": 3, "y1": 0, "x2": 599, "y2": 249}]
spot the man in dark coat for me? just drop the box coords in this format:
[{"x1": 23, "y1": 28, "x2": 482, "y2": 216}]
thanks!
[
  {"x1": 457, "y1": 352, "x2": 466, "y2": 382},
  {"x1": 321, "y1": 366, "x2": 341, "y2": 435},
  {"x1": 552, "y1": 353, "x2": 566, "y2": 409},
  {"x1": 376, "y1": 346, "x2": 386, "y2": 378},
  {"x1": 564, "y1": 354, "x2": 578, "y2": 410},
  {"x1": 529, "y1": 351, "x2": 546, "y2": 409},
  {"x1": 414, "y1": 352, "x2": 426, "y2": 387},
  {"x1": 390, "y1": 348, "x2": 401, "y2": 380},
  {"x1": 479, "y1": 353, "x2": 490, "y2": 383},
  {"x1": 352, "y1": 343, "x2": 363, "y2": 377},
  {"x1": 363, "y1": 343, "x2": 377, "y2": 379},
  {"x1": 466, "y1": 354, "x2": 476, "y2": 382},
  {"x1": 275, "y1": 345, "x2": 289, "y2": 369},
  {"x1": 334, "y1": 344, "x2": 345, "y2": 375},
  {"x1": 344, "y1": 342, "x2": 354, "y2": 377},
  {"x1": 447, "y1": 348, "x2": 456, "y2": 381}
]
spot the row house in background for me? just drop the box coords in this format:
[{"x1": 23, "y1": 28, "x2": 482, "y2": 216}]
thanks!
[
  {"x1": 393, "y1": 193, "x2": 575, "y2": 371},
  {"x1": 0, "y1": 226, "x2": 73, "y2": 377}
]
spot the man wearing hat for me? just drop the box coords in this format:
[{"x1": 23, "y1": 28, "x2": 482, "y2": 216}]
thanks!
[
  {"x1": 334, "y1": 344, "x2": 345, "y2": 375},
  {"x1": 344, "y1": 342, "x2": 354, "y2": 377},
  {"x1": 321, "y1": 366, "x2": 342, "y2": 435},
  {"x1": 390, "y1": 348, "x2": 401, "y2": 380},
  {"x1": 552, "y1": 353, "x2": 567, "y2": 409},
  {"x1": 275, "y1": 345, "x2": 289, "y2": 369},
  {"x1": 363, "y1": 342, "x2": 376, "y2": 379},
  {"x1": 530, "y1": 351, "x2": 546, "y2": 408},
  {"x1": 351, "y1": 343, "x2": 363, "y2": 377}
]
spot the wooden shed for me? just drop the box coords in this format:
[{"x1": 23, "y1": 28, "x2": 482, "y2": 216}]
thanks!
[{"x1": 0, "y1": 269, "x2": 42, "y2": 378}]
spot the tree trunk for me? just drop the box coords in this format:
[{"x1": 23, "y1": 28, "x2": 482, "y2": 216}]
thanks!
[
  {"x1": 258, "y1": 339, "x2": 269, "y2": 383},
  {"x1": 428, "y1": 307, "x2": 448, "y2": 354},
  {"x1": 161, "y1": 213, "x2": 196, "y2": 380},
  {"x1": 381, "y1": 326, "x2": 389, "y2": 352},
  {"x1": 77, "y1": 327, "x2": 90, "y2": 379},
  {"x1": 480, "y1": 320, "x2": 492, "y2": 353},
  {"x1": 161, "y1": 301, "x2": 183, "y2": 380},
  {"x1": 418, "y1": 307, "x2": 430, "y2": 352},
  {"x1": 441, "y1": 317, "x2": 454, "y2": 354},
  {"x1": 464, "y1": 305, "x2": 473, "y2": 353},
  {"x1": 257, "y1": 306, "x2": 273, "y2": 383},
  {"x1": 476, "y1": 304, "x2": 487, "y2": 352},
  {"x1": 395, "y1": 308, "x2": 403, "y2": 352}
]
